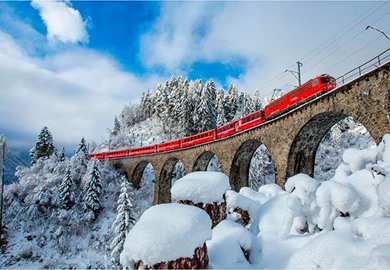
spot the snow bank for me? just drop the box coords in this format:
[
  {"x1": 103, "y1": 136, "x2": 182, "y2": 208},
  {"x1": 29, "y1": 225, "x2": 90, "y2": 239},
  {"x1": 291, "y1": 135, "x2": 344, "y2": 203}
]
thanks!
[
  {"x1": 171, "y1": 171, "x2": 230, "y2": 204},
  {"x1": 207, "y1": 220, "x2": 261, "y2": 269},
  {"x1": 120, "y1": 203, "x2": 212, "y2": 267},
  {"x1": 287, "y1": 217, "x2": 390, "y2": 268}
]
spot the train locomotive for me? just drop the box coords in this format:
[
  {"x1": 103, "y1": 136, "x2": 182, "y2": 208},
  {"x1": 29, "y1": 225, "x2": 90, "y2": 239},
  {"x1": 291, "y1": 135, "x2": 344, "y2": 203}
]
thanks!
[{"x1": 89, "y1": 74, "x2": 336, "y2": 160}]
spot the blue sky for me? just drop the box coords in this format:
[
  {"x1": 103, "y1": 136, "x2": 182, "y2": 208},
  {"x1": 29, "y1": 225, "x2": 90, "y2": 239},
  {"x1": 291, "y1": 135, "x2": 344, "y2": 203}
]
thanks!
[{"x1": 0, "y1": 1, "x2": 389, "y2": 151}]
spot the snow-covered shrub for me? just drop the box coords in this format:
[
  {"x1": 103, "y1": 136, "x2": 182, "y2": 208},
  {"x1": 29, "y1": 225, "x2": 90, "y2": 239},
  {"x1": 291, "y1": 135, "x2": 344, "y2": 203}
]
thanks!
[
  {"x1": 279, "y1": 174, "x2": 320, "y2": 239},
  {"x1": 316, "y1": 180, "x2": 360, "y2": 231}
]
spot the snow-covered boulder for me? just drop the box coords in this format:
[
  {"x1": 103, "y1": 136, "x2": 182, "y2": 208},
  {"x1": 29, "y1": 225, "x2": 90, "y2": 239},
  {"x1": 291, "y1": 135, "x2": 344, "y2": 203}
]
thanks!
[{"x1": 120, "y1": 203, "x2": 212, "y2": 269}]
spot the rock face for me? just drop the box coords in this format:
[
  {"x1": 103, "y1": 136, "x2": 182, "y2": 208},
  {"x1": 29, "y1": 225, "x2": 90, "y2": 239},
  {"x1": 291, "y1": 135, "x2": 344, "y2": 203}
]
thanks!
[{"x1": 113, "y1": 63, "x2": 390, "y2": 204}]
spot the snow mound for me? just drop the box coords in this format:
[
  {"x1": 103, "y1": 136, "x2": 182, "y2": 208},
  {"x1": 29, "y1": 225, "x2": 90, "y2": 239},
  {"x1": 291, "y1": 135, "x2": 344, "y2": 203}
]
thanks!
[
  {"x1": 120, "y1": 203, "x2": 212, "y2": 267},
  {"x1": 287, "y1": 217, "x2": 390, "y2": 268},
  {"x1": 171, "y1": 171, "x2": 230, "y2": 204},
  {"x1": 226, "y1": 190, "x2": 261, "y2": 221},
  {"x1": 207, "y1": 220, "x2": 260, "y2": 269}
]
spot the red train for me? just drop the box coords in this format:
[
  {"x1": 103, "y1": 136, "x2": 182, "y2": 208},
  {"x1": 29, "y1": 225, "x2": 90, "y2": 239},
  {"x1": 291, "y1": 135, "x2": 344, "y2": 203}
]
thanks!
[{"x1": 89, "y1": 74, "x2": 336, "y2": 160}]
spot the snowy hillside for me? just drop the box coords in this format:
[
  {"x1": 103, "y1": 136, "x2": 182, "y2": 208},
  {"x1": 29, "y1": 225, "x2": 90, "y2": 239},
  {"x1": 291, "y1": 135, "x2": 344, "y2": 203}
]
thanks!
[{"x1": 4, "y1": 148, "x2": 30, "y2": 184}]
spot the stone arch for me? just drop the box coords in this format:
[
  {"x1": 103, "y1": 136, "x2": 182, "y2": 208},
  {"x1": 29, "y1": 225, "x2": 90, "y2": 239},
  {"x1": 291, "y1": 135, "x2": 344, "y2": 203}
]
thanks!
[
  {"x1": 192, "y1": 151, "x2": 219, "y2": 172},
  {"x1": 248, "y1": 144, "x2": 276, "y2": 190},
  {"x1": 132, "y1": 160, "x2": 153, "y2": 189},
  {"x1": 230, "y1": 139, "x2": 262, "y2": 191},
  {"x1": 286, "y1": 111, "x2": 350, "y2": 180},
  {"x1": 157, "y1": 157, "x2": 181, "y2": 204},
  {"x1": 113, "y1": 162, "x2": 128, "y2": 179}
]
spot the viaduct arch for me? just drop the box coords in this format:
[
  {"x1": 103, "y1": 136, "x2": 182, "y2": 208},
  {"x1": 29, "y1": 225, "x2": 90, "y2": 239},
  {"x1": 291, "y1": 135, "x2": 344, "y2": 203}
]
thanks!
[{"x1": 112, "y1": 62, "x2": 390, "y2": 204}]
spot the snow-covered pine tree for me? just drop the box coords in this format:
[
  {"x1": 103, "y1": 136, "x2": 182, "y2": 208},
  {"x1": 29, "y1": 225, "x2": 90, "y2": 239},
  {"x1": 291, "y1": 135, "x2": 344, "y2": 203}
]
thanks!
[
  {"x1": 82, "y1": 159, "x2": 102, "y2": 221},
  {"x1": 112, "y1": 116, "x2": 121, "y2": 136},
  {"x1": 154, "y1": 84, "x2": 168, "y2": 119},
  {"x1": 235, "y1": 91, "x2": 245, "y2": 119},
  {"x1": 29, "y1": 126, "x2": 56, "y2": 164},
  {"x1": 58, "y1": 147, "x2": 66, "y2": 162},
  {"x1": 140, "y1": 90, "x2": 154, "y2": 118},
  {"x1": 59, "y1": 165, "x2": 75, "y2": 210},
  {"x1": 110, "y1": 177, "x2": 135, "y2": 266},
  {"x1": 70, "y1": 138, "x2": 89, "y2": 186},
  {"x1": 253, "y1": 90, "x2": 263, "y2": 111},
  {"x1": 224, "y1": 84, "x2": 238, "y2": 122},
  {"x1": 197, "y1": 80, "x2": 217, "y2": 132},
  {"x1": 179, "y1": 85, "x2": 193, "y2": 137},
  {"x1": 242, "y1": 92, "x2": 255, "y2": 116},
  {"x1": 188, "y1": 80, "x2": 203, "y2": 134},
  {"x1": 76, "y1": 137, "x2": 88, "y2": 159},
  {"x1": 205, "y1": 79, "x2": 217, "y2": 128},
  {"x1": 216, "y1": 89, "x2": 227, "y2": 127}
]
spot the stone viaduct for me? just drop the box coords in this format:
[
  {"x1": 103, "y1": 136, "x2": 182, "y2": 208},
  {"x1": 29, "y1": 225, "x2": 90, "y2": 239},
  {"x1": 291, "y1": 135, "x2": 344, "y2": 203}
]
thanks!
[{"x1": 112, "y1": 61, "x2": 390, "y2": 205}]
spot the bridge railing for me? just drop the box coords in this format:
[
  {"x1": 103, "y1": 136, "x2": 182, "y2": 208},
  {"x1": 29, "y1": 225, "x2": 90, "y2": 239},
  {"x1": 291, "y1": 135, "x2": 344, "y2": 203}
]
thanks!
[{"x1": 336, "y1": 48, "x2": 390, "y2": 86}]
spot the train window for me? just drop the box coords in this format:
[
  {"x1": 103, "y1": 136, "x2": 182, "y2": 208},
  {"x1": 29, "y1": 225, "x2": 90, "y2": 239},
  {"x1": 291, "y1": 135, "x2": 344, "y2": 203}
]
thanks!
[
  {"x1": 298, "y1": 88, "x2": 303, "y2": 94},
  {"x1": 281, "y1": 97, "x2": 285, "y2": 103},
  {"x1": 305, "y1": 84, "x2": 311, "y2": 90},
  {"x1": 321, "y1": 77, "x2": 330, "y2": 83},
  {"x1": 291, "y1": 92, "x2": 296, "y2": 98},
  {"x1": 312, "y1": 79, "x2": 318, "y2": 86}
]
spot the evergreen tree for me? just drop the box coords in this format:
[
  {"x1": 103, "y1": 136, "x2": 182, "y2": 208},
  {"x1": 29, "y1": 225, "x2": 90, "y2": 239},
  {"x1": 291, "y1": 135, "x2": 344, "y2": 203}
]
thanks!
[
  {"x1": 82, "y1": 159, "x2": 102, "y2": 220},
  {"x1": 242, "y1": 92, "x2": 255, "y2": 116},
  {"x1": 112, "y1": 116, "x2": 121, "y2": 136},
  {"x1": 197, "y1": 80, "x2": 217, "y2": 132},
  {"x1": 154, "y1": 84, "x2": 169, "y2": 119},
  {"x1": 188, "y1": 80, "x2": 203, "y2": 134},
  {"x1": 224, "y1": 84, "x2": 238, "y2": 122},
  {"x1": 59, "y1": 147, "x2": 66, "y2": 162},
  {"x1": 253, "y1": 90, "x2": 263, "y2": 111},
  {"x1": 29, "y1": 126, "x2": 56, "y2": 164},
  {"x1": 140, "y1": 90, "x2": 153, "y2": 118},
  {"x1": 216, "y1": 89, "x2": 226, "y2": 126},
  {"x1": 110, "y1": 178, "x2": 135, "y2": 266},
  {"x1": 178, "y1": 86, "x2": 193, "y2": 137},
  {"x1": 76, "y1": 137, "x2": 88, "y2": 159},
  {"x1": 59, "y1": 165, "x2": 75, "y2": 210}
]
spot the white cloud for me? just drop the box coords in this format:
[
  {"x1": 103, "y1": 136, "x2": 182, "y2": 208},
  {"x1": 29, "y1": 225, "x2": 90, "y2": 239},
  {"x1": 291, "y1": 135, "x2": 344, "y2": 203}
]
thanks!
[
  {"x1": 0, "y1": 31, "x2": 162, "y2": 148},
  {"x1": 31, "y1": 0, "x2": 89, "y2": 44},
  {"x1": 141, "y1": 2, "x2": 390, "y2": 96}
]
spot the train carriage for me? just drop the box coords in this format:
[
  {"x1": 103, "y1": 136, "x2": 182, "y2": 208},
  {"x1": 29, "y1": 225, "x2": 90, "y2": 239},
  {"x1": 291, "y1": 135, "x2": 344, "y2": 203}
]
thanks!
[
  {"x1": 181, "y1": 130, "x2": 216, "y2": 148},
  {"x1": 216, "y1": 122, "x2": 237, "y2": 139},
  {"x1": 237, "y1": 110, "x2": 265, "y2": 131},
  {"x1": 128, "y1": 145, "x2": 157, "y2": 156},
  {"x1": 264, "y1": 74, "x2": 336, "y2": 118},
  {"x1": 105, "y1": 149, "x2": 128, "y2": 159},
  {"x1": 157, "y1": 140, "x2": 181, "y2": 153}
]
